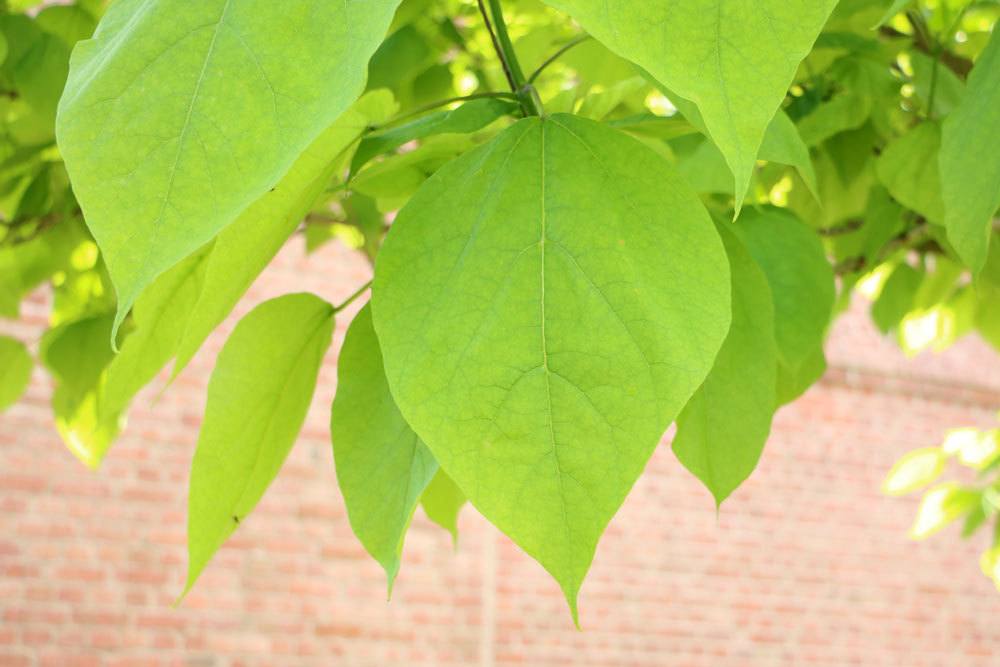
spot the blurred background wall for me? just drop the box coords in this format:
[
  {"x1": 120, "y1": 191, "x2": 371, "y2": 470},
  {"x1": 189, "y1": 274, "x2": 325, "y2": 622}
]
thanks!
[{"x1": 2, "y1": 238, "x2": 999, "y2": 667}]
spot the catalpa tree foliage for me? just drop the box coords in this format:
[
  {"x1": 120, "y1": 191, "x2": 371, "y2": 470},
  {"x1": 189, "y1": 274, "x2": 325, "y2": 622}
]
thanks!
[{"x1": 1, "y1": 0, "x2": 999, "y2": 621}]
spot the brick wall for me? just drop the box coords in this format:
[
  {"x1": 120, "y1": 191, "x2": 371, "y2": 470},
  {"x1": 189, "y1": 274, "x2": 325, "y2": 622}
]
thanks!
[{"x1": 2, "y1": 239, "x2": 999, "y2": 667}]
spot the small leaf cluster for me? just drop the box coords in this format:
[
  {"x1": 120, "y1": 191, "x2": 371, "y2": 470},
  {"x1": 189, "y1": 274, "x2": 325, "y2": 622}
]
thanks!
[
  {"x1": 884, "y1": 420, "x2": 1000, "y2": 590},
  {"x1": 1, "y1": 0, "x2": 998, "y2": 620}
]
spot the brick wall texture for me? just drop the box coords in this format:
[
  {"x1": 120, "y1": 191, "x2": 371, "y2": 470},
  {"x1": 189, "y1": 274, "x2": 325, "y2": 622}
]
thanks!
[{"x1": 2, "y1": 240, "x2": 1000, "y2": 667}]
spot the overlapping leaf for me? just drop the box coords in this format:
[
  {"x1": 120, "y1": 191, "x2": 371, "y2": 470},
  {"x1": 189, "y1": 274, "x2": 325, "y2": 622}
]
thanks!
[
  {"x1": 940, "y1": 29, "x2": 1000, "y2": 274},
  {"x1": 373, "y1": 114, "x2": 731, "y2": 619},
  {"x1": 331, "y1": 304, "x2": 438, "y2": 590},
  {"x1": 543, "y1": 0, "x2": 837, "y2": 207},
  {"x1": 674, "y1": 223, "x2": 777, "y2": 507},
  {"x1": 56, "y1": 0, "x2": 401, "y2": 338}
]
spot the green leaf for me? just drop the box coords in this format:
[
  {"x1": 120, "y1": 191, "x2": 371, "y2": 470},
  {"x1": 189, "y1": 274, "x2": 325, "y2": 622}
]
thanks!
[
  {"x1": 171, "y1": 90, "x2": 396, "y2": 377},
  {"x1": 543, "y1": 0, "x2": 838, "y2": 208},
  {"x1": 330, "y1": 304, "x2": 438, "y2": 591},
  {"x1": 910, "y1": 483, "x2": 980, "y2": 540},
  {"x1": 759, "y1": 110, "x2": 820, "y2": 201},
  {"x1": 647, "y1": 79, "x2": 818, "y2": 201},
  {"x1": 39, "y1": 314, "x2": 121, "y2": 469},
  {"x1": 775, "y1": 344, "x2": 827, "y2": 406},
  {"x1": 882, "y1": 446, "x2": 946, "y2": 496},
  {"x1": 184, "y1": 293, "x2": 334, "y2": 596},
  {"x1": 734, "y1": 207, "x2": 835, "y2": 369},
  {"x1": 871, "y1": 263, "x2": 922, "y2": 334},
  {"x1": 351, "y1": 97, "x2": 518, "y2": 176},
  {"x1": 673, "y1": 223, "x2": 777, "y2": 508},
  {"x1": 939, "y1": 29, "x2": 1000, "y2": 274},
  {"x1": 101, "y1": 247, "x2": 211, "y2": 422},
  {"x1": 876, "y1": 121, "x2": 945, "y2": 224},
  {"x1": 0, "y1": 335, "x2": 32, "y2": 411},
  {"x1": 873, "y1": 0, "x2": 913, "y2": 28},
  {"x1": 372, "y1": 115, "x2": 731, "y2": 620},
  {"x1": 421, "y1": 470, "x2": 466, "y2": 544},
  {"x1": 56, "y1": 0, "x2": 402, "y2": 339},
  {"x1": 35, "y1": 4, "x2": 98, "y2": 47}
]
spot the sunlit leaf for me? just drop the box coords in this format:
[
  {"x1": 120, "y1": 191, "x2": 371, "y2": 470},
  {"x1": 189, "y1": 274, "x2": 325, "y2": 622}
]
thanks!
[
  {"x1": 185, "y1": 293, "x2": 334, "y2": 595},
  {"x1": 542, "y1": 0, "x2": 838, "y2": 208},
  {"x1": 57, "y1": 0, "x2": 402, "y2": 339},
  {"x1": 373, "y1": 115, "x2": 731, "y2": 620},
  {"x1": 910, "y1": 483, "x2": 980, "y2": 539},
  {"x1": 171, "y1": 90, "x2": 396, "y2": 376},
  {"x1": 882, "y1": 447, "x2": 947, "y2": 496}
]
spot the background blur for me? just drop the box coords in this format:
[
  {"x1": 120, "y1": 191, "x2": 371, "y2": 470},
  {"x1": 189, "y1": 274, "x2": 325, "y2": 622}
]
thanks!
[{"x1": 2, "y1": 239, "x2": 1000, "y2": 667}]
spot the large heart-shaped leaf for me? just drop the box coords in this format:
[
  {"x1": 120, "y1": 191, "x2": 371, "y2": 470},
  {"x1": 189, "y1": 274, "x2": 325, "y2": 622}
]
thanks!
[
  {"x1": 372, "y1": 114, "x2": 731, "y2": 619},
  {"x1": 56, "y1": 0, "x2": 401, "y2": 338},
  {"x1": 542, "y1": 0, "x2": 837, "y2": 207}
]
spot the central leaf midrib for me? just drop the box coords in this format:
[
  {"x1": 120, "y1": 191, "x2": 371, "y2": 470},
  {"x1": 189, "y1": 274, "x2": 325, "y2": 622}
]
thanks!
[{"x1": 538, "y1": 120, "x2": 575, "y2": 580}]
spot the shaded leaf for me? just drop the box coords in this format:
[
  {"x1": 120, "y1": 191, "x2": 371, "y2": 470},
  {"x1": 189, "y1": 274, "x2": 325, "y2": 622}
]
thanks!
[
  {"x1": 734, "y1": 207, "x2": 835, "y2": 369},
  {"x1": 876, "y1": 122, "x2": 945, "y2": 224},
  {"x1": 351, "y1": 97, "x2": 517, "y2": 175},
  {"x1": 673, "y1": 223, "x2": 777, "y2": 507},
  {"x1": 421, "y1": 470, "x2": 467, "y2": 544},
  {"x1": 939, "y1": 29, "x2": 1000, "y2": 273},
  {"x1": 39, "y1": 314, "x2": 121, "y2": 468},
  {"x1": 0, "y1": 335, "x2": 32, "y2": 411},
  {"x1": 331, "y1": 304, "x2": 438, "y2": 591}
]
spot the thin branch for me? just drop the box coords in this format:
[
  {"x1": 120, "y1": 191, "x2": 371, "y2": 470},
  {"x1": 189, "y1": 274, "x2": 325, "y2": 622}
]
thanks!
[
  {"x1": 365, "y1": 92, "x2": 519, "y2": 134},
  {"x1": 527, "y1": 35, "x2": 591, "y2": 84},
  {"x1": 477, "y1": 0, "x2": 518, "y2": 93},
  {"x1": 333, "y1": 280, "x2": 373, "y2": 313}
]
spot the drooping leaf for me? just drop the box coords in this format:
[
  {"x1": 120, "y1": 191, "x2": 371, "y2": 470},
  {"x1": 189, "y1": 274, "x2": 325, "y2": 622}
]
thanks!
[
  {"x1": 939, "y1": 29, "x2": 1000, "y2": 274},
  {"x1": 759, "y1": 110, "x2": 820, "y2": 201},
  {"x1": 39, "y1": 314, "x2": 121, "y2": 468},
  {"x1": 100, "y1": 247, "x2": 211, "y2": 421},
  {"x1": 543, "y1": 0, "x2": 838, "y2": 208},
  {"x1": 775, "y1": 344, "x2": 827, "y2": 406},
  {"x1": 331, "y1": 304, "x2": 438, "y2": 591},
  {"x1": 56, "y1": 0, "x2": 402, "y2": 339},
  {"x1": 876, "y1": 121, "x2": 945, "y2": 224},
  {"x1": 673, "y1": 223, "x2": 777, "y2": 507},
  {"x1": 171, "y1": 90, "x2": 396, "y2": 377},
  {"x1": 0, "y1": 335, "x2": 32, "y2": 411},
  {"x1": 421, "y1": 470, "x2": 467, "y2": 544},
  {"x1": 734, "y1": 207, "x2": 835, "y2": 369},
  {"x1": 351, "y1": 97, "x2": 518, "y2": 175},
  {"x1": 372, "y1": 115, "x2": 731, "y2": 619},
  {"x1": 184, "y1": 293, "x2": 334, "y2": 596},
  {"x1": 648, "y1": 80, "x2": 818, "y2": 201},
  {"x1": 871, "y1": 263, "x2": 922, "y2": 334}
]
